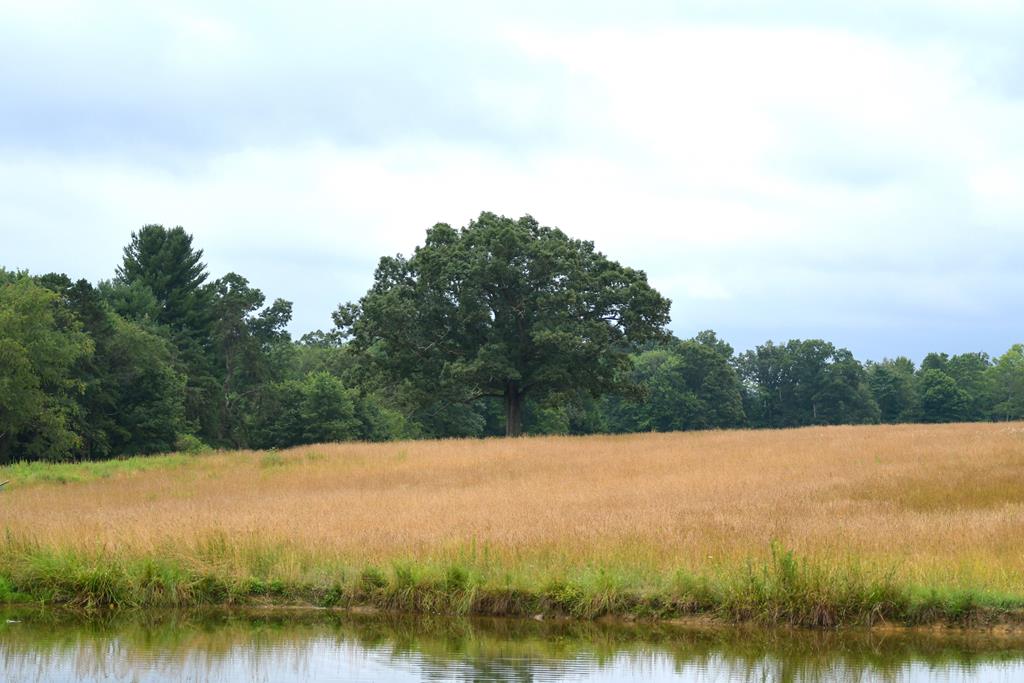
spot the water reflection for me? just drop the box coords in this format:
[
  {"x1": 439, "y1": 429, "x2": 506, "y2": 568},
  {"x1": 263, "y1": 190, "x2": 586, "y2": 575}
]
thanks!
[{"x1": 1, "y1": 608, "x2": 1023, "y2": 682}]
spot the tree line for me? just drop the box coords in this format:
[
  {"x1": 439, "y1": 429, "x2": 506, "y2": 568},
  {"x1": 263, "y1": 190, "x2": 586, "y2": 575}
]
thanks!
[{"x1": 2, "y1": 217, "x2": 1022, "y2": 462}]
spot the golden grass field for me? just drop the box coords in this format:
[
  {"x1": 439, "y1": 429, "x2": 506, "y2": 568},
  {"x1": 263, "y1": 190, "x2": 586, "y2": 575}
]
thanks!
[
  {"x1": 1, "y1": 422, "x2": 1023, "y2": 623},
  {"x1": 2, "y1": 421, "x2": 1024, "y2": 626}
]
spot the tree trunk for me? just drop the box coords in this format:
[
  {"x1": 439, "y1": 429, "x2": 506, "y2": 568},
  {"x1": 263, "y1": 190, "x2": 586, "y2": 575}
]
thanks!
[{"x1": 504, "y1": 381, "x2": 523, "y2": 437}]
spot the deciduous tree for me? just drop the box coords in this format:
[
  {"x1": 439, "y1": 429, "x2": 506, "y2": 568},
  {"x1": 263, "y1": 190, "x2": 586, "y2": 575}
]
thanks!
[
  {"x1": 335, "y1": 212, "x2": 671, "y2": 436},
  {"x1": 607, "y1": 339, "x2": 745, "y2": 432},
  {"x1": 0, "y1": 275, "x2": 92, "y2": 461},
  {"x1": 989, "y1": 344, "x2": 1024, "y2": 420}
]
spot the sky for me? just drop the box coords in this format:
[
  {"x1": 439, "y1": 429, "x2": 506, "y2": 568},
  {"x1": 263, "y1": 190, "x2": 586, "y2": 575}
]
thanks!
[{"x1": 2, "y1": 0, "x2": 1022, "y2": 362}]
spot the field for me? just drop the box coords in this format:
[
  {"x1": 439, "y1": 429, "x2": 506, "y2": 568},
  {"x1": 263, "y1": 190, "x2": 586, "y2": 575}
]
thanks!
[{"x1": 1, "y1": 423, "x2": 1023, "y2": 626}]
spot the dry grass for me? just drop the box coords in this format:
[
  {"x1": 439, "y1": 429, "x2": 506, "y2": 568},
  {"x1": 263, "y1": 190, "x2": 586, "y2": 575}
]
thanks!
[
  {"x1": 1, "y1": 423, "x2": 1023, "y2": 620},
  {"x1": 5, "y1": 422, "x2": 1024, "y2": 576}
]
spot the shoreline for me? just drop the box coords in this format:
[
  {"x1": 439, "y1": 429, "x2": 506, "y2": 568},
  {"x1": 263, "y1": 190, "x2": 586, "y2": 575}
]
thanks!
[
  {"x1": 3, "y1": 549, "x2": 1024, "y2": 630},
  {"x1": 6, "y1": 601, "x2": 1024, "y2": 640}
]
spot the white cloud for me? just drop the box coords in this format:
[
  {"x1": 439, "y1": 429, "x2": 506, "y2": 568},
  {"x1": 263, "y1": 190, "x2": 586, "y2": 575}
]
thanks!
[{"x1": 1, "y1": 0, "x2": 1022, "y2": 360}]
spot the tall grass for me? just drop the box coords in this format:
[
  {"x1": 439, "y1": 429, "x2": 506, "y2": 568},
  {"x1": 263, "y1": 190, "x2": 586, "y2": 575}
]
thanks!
[
  {"x1": 1, "y1": 423, "x2": 1022, "y2": 625},
  {"x1": 0, "y1": 538, "x2": 1020, "y2": 625},
  {"x1": 0, "y1": 452, "x2": 195, "y2": 486}
]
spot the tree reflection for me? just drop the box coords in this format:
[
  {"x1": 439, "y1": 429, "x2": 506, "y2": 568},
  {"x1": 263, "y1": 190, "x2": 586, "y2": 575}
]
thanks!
[{"x1": 1, "y1": 609, "x2": 1022, "y2": 682}]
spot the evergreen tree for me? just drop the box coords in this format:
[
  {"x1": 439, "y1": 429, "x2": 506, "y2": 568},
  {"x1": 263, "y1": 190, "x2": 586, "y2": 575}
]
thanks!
[
  {"x1": 115, "y1": 225, "x2": 219, "y2": 442},
  {"x1": 115, "y1": 225, "x2": 210, "y2": 330},
  {"x1": 36, "y1": 274, "x2": 188, "y2": 457}
]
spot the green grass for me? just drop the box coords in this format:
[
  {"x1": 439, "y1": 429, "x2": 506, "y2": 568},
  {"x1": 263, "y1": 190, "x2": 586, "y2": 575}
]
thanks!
[
  {"x1": 259, "y1": 452, "x2": 287, "y2": 468},
  {"x1": 0, "y1": 453, "x2": 196, "y2": 488},
  {"x1": 0, "y1": 540, "x2": 1021, "y2": 627}
]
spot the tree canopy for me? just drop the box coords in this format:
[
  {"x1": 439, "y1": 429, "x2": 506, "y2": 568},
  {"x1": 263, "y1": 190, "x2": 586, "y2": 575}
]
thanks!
[
  {"x1": 1, "y1": 220, "x2": 1022, "y2": 461},
  {"x1": 0, "y1": 274, "x2": 93, "y2": 461},
  {"x1": 115, "y1": 225, "x2": 210, "y2": 331},
  {"x1": 605, "y1": 336, "x2": 745, "y2": 433},
  {"x1": 738, "y1": 339, "x2": 879, "y2": 427},
  {"x1": 334, "y1": 212, "x2": 672, "y2": 436}
]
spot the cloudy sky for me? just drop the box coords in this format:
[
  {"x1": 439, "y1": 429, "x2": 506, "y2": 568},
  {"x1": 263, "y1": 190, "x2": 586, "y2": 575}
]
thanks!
[{"x1": 2, "y1": 1, "x2": 1021, "y2": 362}]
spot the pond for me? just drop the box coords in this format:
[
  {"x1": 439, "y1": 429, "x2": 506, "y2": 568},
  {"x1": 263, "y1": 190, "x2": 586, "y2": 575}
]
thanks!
[{"x1": 1, "y1": 608, "x2": 1023, "y2": 682}]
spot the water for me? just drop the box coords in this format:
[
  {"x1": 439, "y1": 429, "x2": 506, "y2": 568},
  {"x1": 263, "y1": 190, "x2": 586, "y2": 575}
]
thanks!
[{"x1": 1, "y1": 609, "x2": 1023, "y2": 682}]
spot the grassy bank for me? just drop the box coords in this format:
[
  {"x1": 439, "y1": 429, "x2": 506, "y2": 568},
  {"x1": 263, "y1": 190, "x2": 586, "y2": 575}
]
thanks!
[
  {"x1": 0, "y1": 540, "x2": 1022, "y2": 627},
  {"x1": 1, "y1": 423, "x2": 1023, "y2": 626}
]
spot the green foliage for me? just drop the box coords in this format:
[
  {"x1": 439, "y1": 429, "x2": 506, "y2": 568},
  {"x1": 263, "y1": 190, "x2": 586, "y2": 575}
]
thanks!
[
  {"x1": 336, "y1": 212, "x2": 671, "y2": 436},
  {"x1": 174, "y1": 433, "x2": 210, "y2": 454},
  {"x1": 0, "y1": 276, "x2": 93, "y2": 462},
  {"x1": 606, "y1": 338, "x2": 745, "y2": 433},
  {"x1": 918, "y1": 369, "x2": 970, "y2": 423},
  {"x1": 35, "y1": 275, "x2": 187, "y2": 458},
  {"x1": 3, "y1": 224, "x2": 1023, "y2": 458},
  {"x1": 738, "y1": 339, "x2": 879, "y2": 428},
  {"x1": 208, "y1": 272, "x2": 293, "y2": 447},
  {"x1": 990, "y1": 344, "x2": 1024, "y2": 420},
  {"x1": 920, "y1": 352, "x2": 949, "y2": 373},
  {"x1": 866, "y1": 357, "x2": 918, "y2": 423},
  {"x1": 112, "y1": 227, "x2": 302, "y2": 450},
  {"x1": 252, "y1": 372, "x2": 362, "y2": 448},
  {"x1": 693, "y1": 328, "x2": 734, "y2": 360},
  {"x1": 115, "y1": 225, "x2": 221, "y2": 442},
  {"x1": 945, "y1": 352, "x2": 996, "y2": 420},
  {"x1": 97, "y1": 279, "x2": 161, "y2": 325},
  {"x1": 868, "y1": 352, "x2": 1010, "y2": 426},
  {"x1": 100, "y1": 316, "x2": 187, "y2": 454},
  {"x1": 115, "y1": 225, "x2": 210, "y2": 330}
]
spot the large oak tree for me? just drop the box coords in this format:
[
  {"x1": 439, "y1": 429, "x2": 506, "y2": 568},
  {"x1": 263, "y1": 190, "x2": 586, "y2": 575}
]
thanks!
[{"x1": 334, "y1": 212, "x2": 671, "y2": 436}]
